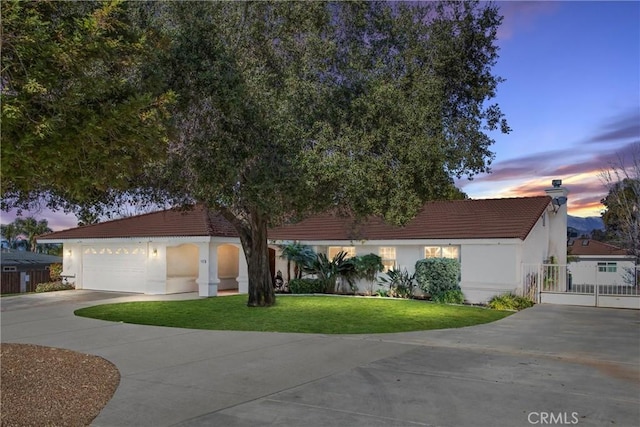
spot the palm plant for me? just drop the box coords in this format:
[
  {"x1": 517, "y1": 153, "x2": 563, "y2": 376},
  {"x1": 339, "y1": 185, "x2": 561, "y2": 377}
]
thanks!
[
  {"x1": 303, "y1": 251, "x2": 356, "y2": 293},
  {"x1": 278, "y1": 242, "x2": 316, "y2": 282},
  {"x1": 379, "y1": 267, "x2": 416, "y2": 298}
]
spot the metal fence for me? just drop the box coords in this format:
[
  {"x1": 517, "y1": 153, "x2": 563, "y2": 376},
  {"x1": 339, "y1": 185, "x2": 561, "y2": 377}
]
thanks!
[{"x1": 522, "y1": 264, "x2": 640, "y2": 303}]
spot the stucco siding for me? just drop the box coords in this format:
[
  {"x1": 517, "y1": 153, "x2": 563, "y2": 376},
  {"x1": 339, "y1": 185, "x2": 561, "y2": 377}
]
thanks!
[{"x1": 459, "y1": 243, "x2": 521, "y2": 303}]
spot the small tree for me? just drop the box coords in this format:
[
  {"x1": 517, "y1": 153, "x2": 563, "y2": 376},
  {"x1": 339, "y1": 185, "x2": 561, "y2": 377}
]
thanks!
[
  {"x1": 600, "y1": 143, "x2": 640, "y2": 263},
  {"x1": 353, "y1": 254, "x2": 384, "y2": 295}
]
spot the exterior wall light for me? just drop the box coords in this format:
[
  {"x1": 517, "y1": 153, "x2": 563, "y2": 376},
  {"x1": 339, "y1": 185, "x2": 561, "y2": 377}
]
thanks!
[
  {"x1": 152, "y1": 248, "x2": 158, "y2": 257},
  {"x1": 66, "y1": 249, "x2": 72, "y2": 257}
]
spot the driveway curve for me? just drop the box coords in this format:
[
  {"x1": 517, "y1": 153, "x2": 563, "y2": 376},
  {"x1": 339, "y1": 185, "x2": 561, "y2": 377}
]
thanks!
[{"x1": 2, "y1": 291, "x2": 638, "y2": 427}]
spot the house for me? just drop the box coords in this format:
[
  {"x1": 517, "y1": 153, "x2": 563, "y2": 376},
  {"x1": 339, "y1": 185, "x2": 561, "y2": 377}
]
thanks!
[
  {"x1": 37, "y1": 182, "x2": 569, "y2": 303},
  {"x1": 0, "y1": 249, "x2": 62, "y2": 273},
  {"x1": 568, "y1": 238, "x2": 637, "y2": 287}
]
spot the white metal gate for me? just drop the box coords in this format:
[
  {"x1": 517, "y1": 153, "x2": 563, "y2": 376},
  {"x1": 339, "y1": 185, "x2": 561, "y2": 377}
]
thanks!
[{"x1": 522, "y1": 264, "x2": 640, "y2": 309}]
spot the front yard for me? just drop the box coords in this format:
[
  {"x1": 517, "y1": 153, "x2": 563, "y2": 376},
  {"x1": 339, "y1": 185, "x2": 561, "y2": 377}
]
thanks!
[{"x1": 74, "y1": 295, "x2": 512, "y2": 334}]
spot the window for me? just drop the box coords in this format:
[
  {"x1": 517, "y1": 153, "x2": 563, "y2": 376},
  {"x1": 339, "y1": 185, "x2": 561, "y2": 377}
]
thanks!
[
  {"x1": 379, "y1": 247, "x2": 396, "y2": 271},
  {"x1": 424, "y1": 245, "x2": 460, "y2": 260},
  {"x1": 597, "y1": 262, "x2": 617, "y2": 273},
  {"x1": 2, "y1": 266, "x2": 17, "y2": 272},
  {"x1": 328, "y1": 246, "x2": 355, "y2": 259}
]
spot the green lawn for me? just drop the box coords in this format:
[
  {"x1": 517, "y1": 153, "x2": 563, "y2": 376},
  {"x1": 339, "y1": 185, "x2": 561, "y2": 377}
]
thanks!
[{"x1": 74, "y1": 295, "x2": 513, "y2": 334}]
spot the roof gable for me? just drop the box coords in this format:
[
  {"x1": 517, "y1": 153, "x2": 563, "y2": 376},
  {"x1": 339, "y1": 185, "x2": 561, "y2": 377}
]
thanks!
[{"x1": 39, "y1": 196, "x2": 551, "y2": 242}]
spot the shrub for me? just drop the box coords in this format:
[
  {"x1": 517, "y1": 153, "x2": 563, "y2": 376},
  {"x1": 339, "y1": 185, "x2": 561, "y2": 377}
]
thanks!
[
  {"x1": 379, "y1": 267, "x2": 416, "y2": 298},
  {"x1": 415, "y1": 258, "x2": 461, "y2": 301},
  {"x1": 49, "y1": 263, "x2": 63, "y2": 281},
  {"x1": 288, "y1": 278, "x2": 324, "y2": 294},
  {"x1": 35, "y1": 281, "x2": 75, "y2": 293},
  {"x1": 431, "y1": 289, "x2": 465, "y2": 304},
  {"x1": 487, "y1": 293, "x2": 534, "y2": 311},
  {"x1": 375, "y1": 288, "x2": 389, "y2": 297},
  {"x1": 353, "y1": 254, "x2": 384, "y2": 295}
]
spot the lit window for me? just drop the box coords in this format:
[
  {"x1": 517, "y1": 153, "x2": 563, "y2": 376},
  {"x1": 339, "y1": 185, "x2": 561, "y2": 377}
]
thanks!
[
  {"x1": 442, "y1": 246, "x2": 460, "y2": 260},
  {"x1": 379, "y1": 247, "x2": 396, "y2": 271},
  {"x1": 597, "y1": 262, "x2": 617, "y2": 273},
  {"x1": 424, "y1": 247, "x2": 441, "y2": 258},
  {"x1": 328, "y1": 246, "x2": 355, "y2": 259},
  {"x1": 424, "y1": 246, "x2": 460, "y2": 260}
]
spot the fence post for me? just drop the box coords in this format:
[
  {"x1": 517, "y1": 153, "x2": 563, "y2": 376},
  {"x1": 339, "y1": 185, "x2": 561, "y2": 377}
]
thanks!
[
  {"x1": 19, "y1": 272, "x2": 27, "y2": 293},
  {"x1": 594, "y1": 265, "x2": 599, "y2": 307},
  {"x1": 537, "y1": 265, "x2": 542, "y2": 303}
]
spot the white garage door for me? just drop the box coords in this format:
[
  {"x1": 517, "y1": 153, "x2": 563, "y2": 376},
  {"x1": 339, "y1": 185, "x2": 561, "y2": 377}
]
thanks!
[{"x1": 82, "y1": 245, "x2": 147, "y2": 292}]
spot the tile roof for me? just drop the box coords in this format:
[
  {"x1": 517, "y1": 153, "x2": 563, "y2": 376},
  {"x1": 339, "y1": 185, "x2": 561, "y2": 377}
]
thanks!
[
  {"x1": 39, "y1": 196, "x2": 551, "y2": 242},
  {"x1": 568, "y1": 238, "x2": 630, "y2": 256},
  {"x1": 269, "y1": 196, "x2": 551, "y2": 241},
  {"x1": 38, "y1": 205, "x2": 237, "y2": 240}
]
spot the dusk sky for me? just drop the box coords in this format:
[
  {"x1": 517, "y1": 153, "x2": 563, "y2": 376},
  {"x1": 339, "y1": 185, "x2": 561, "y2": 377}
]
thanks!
[
  {"x1": 2, "y1": 1, "x2": 639, "y2": 231},
  {"x1": 458, "y1": 0, "x2": 640, "y2": 218}
]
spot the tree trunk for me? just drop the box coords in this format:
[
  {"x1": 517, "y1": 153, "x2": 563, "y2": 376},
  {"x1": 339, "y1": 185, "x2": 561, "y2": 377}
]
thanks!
[{"x1": 222, "y1": 207, "x2": 275, "y2": 307}]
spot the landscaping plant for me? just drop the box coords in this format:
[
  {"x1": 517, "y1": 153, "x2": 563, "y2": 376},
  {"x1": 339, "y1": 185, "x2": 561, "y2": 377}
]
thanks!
[
  {"x1": 379, "y1": 267, "x2": 416, "y2": 298},
  {"x1": 415, "y1": 258, "x2": 462, "y2": 302},
  {"x1": 487, "y1": 293, "x2": 534, "y2": 311},
  {"x1": 353, "y1": 253, "x2": 384, "y2": 295}
]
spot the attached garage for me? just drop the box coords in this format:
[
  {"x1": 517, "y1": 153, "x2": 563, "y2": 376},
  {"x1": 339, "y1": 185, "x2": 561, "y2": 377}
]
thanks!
[{"x1": 81, "y1": 244, "x2": 147, "y2": 292}]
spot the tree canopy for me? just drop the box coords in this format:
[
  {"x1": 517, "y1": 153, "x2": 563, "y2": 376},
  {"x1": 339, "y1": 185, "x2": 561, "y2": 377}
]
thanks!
[
  {"x1": 153, "y1": 1, "x2": 508, "y2": 305},
  {"x1": 1, "y1": 217, "x2": 52, "y2": 252},
  {"x1": 1, "y1": 0, "x2": 173, "y2": 213},
  {"x1": 2, "y1": 1, "x2": 509, "y2": 306}
]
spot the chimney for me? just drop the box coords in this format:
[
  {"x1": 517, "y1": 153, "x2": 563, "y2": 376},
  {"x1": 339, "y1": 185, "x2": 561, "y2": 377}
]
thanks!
[{"x1": 545, "y1": 179, "x2": 569, "y2": 265}]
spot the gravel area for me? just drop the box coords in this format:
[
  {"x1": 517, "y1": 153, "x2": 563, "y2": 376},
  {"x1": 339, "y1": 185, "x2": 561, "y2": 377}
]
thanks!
[{"x1": 1, "y1": 343, "x2": 120, "y2": 427}]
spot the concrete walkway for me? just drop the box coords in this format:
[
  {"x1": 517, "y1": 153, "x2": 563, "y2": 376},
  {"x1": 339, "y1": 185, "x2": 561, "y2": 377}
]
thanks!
[{"x1": 2, "y1": 290, "x2": 639, "y2": 427}]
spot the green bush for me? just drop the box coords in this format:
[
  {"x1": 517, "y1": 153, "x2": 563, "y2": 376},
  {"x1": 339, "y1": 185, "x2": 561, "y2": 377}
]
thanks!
[
  {"x1": 431, "y1": 289, "x2": 465, "y2": 304},
  {"x1": 487, "y1": 293, "x2": 534, "y2": 311},
  {"x1": 415, "y1": 258, "x2": 461, "y2": 300},
  {"x1": 49, "y1": 263, "x2": 63, "y2": 281},
  {"x1": 288, "y1": 278, "x2": 324, "y2": 294},
  {"x1": 35, "y1": 281, "x2": 75, "y2": 293}
]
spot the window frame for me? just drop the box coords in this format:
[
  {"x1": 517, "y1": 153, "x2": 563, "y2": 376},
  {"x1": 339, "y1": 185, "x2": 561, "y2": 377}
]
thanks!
[
  {"x1": 424, "y1": 245, "x2": 460, "y2": 260},
  {"x1": 327, "y1": 246, "x2": 356, "y2": 259},
  {"x1": 597, "y1": 262, "x2": 617, "y2": 273},
  {"x1": 379, "y1": 247, "x2": 396, "y2": 272}
]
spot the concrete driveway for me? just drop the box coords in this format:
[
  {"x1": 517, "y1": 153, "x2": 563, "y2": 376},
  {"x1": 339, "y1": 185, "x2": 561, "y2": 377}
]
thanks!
[{"x1": 2, "y1": 290, "x2": 639, "y2": 427}]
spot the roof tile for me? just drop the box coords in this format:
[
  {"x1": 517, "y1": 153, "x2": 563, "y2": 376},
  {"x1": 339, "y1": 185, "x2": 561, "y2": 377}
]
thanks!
[{"x1": 39, "y1": 196, "x2": 551, "y2": 242}]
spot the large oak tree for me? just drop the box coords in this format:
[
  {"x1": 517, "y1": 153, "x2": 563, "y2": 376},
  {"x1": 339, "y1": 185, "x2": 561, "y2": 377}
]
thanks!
[
  {"x1": 2, "y1": 1, "x2": 509, "y2": 307},
  {"x1": 154, "y1": 1, "x2": 509, "y2": 306}
]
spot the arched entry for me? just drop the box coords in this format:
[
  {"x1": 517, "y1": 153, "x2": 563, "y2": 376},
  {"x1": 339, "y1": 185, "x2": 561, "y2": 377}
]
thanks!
[
  {"x1": 217, "y1": 244, "x2": 239, "y2": 290},
  {"x1": 166, "y1": 244, "x2": 199, "y2": 293}
]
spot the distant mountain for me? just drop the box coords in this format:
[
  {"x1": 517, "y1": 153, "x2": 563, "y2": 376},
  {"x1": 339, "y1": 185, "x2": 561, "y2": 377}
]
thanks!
[{"x1": 568, "y1": 215, "x2": 604, "y2": 237}]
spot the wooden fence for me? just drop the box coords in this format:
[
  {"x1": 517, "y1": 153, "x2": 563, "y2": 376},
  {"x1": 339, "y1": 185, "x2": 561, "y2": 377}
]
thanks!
[{"x1": 1, "y1": 270, "x2": 51, "y2": 294}]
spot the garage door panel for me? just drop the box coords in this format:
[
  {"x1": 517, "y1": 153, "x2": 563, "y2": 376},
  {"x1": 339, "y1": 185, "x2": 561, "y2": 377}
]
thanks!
[{"x1": 82, "y1": 245, "x2": 147, "y2": 292}]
